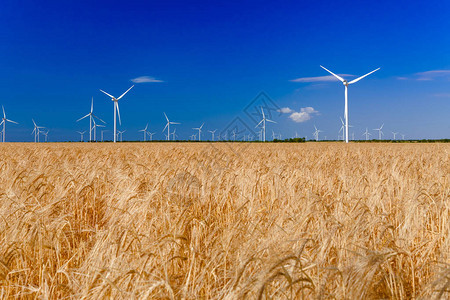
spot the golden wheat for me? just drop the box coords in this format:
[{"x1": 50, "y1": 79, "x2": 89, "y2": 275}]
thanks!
[{"x1": 0, "y1": 142, "x2": 448, "y2": 299}]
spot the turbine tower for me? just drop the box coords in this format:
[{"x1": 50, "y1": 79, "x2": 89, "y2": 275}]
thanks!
[
  {"x1": 99, "y1": 85, "x2": 134, "y2": 143},
  {"x1": 77, "y1": 131, "x2": 86, "y2": 142},
  {"x1": 101, "y1": 130, "x2": 108, "y2": 142},
  {"x1": 320, "y1": 65, "x2": 380, "y2": 143},
  {"x1": 163, "y1": 113, "x2": 180, "y2": 141},
  {"x1": 255, "y1": 106, "x2": 276, "y2": 142},
  {"x1": 77, "y1": 97, "x2": 105, "y2": 142},
  {"x1": 193, "y1": 123, "x2": 204, "y2": 141},
  {"x1": 0, "y1": 106, "x2": 18, "y2": 142},
  {"x1": 373, "y1": 124, "x2": 384, "y2": 140}
]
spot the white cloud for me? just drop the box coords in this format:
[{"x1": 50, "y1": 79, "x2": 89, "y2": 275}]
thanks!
[
  {"x1": 290, "y1": 74, "x2": 353, "y2": 83},
  {"x1": 415, "y1": 70, "x2": 450, "y2": 81},
  {"x1": 279, "y1": 106, "x2": 319, "y2": 123},
  {"x1": 278, "y1": 107, "x2": 293, "y2": 113},
  {"x1": 131, "y1": 76, "x2": 164, "y2": 83}
]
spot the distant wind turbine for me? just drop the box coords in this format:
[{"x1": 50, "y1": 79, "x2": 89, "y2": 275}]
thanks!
[
  {"x1": 320, "y1": 65, "x2": 380, "y2": 143},
  {"x1": 99, "y1": 85, "x2": 134, "y2": 143},
  {"x1": 77, "y1": 97, "x2": 105, "y2": 142},
  {"x1": 77, "y1": 131, "x2": 86, "y2": 142},
  {"x1": 313, "y1": 125, "x2": 323, "y2": 141},
  {"x1": 392, "y1": 132, "x2": 398, "y2": 140},
  {"x1": 147, "y1": 131, "x2": 156, "y2": 141},
  {"x1": 42, "y1": 130, "x2": 49, "y2": 142},
  {"x1": 208, "y1": 129, "x2": 217, "y2": 141},
  {"x1": 101, "y1": 130, "x2": 108, "y2": 142},
  {"x1": 373, "y1": 124, "x2": 384, "y2": 140},
  {"x1": 92, "y1": 120, "x2": 105, "y2": 142},
  {"x1": 117, "y1": 130, "x2": 126, "y2": 142},
  {"x1": 32, "y1": 119, "x2": 45, "y2": 143},
  {"x1": 139, "y1": 124, "x2": 149, "y2": 141},
  {"x1": 193, "y1": 123, "x2": 204, "y2": 141},
  {"x1": 1, "y1": 106, "x2": 18, "y2": 142},
  {"x1": 362, "y1": 128, "x2": 371, "y2": 140},
  {"x1": 255, "y1": 106, "x2": 276, "y2": 142},
  {"x1": 163, "y1": 113, "x2": 180, "y2": 141}
]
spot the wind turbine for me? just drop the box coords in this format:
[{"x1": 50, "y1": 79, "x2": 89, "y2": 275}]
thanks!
[
  {"x1": 31, "y1": 119, "x2": 45, "y2": 143},
  {"x1": 99, "y1": 85, "x2": 134, "y2": 143},
  {"x1": 42, "y1": 130, "x2": 49, "y2": 142},
  {"x1": 362, "y1": 128, "x2": 371, "y2": 140},
  {"x1": 373, "y1": 124, "x2": 384, "y2": 140},
  {"x1": 139, "y1": 124, "x2": 149, "y2": 141},
  {"x1": 1, "y1": 106, "x2": 18, "y2": 142},
  {"x1": 77, "y1": 98, "x2": 105, "y2": 142},
  {"x1": 313, "y1": 125, "x2": 322, "y2": 141},
  {"x1": 92, "y1": 120, "x2": 105, "y2": 142},
  {"x1": 231, "y1": 129, "x2": 237, "y2": 141},
  {"x1": 255, "y1": 106, "x2": 276, "y2": 142},
  {"x1": 101, "y1": 130, "x2": 108, "y2": 142},
  {"x1": 117, "y1": 130, "x2": 126, "y2": 142},
  {"x1": 391, "y1": 132, "x2": 398, "y2": 140},
  {"x1": 77, "y1": 131, "x2": 86, "y2": 142},
  {"x1": 320, "y1": 65, "x2": 380, "y2": 143},
  {"x1": 193, "y1": 123, "x2": 204, "y2": 141},
  {"x1": 171, "y1": 128, "x2": 178, "y2": 140},
  {"x1": 208, "y1": 129, "x2": 217, "y2": 141},
  {"x1": 401, "y1": 134, "x2": 405, "y2": 140},
  {"x1": 147, "y1": 132, "x2": 156, "y2": 141},
  {"x1": 163, "y1": 113, "x2": 180, "y2": 141}
]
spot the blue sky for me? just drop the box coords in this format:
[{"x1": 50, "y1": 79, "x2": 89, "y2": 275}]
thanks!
[{"x1": 0, "y1": 0, "x2": 449, "y2": 141}]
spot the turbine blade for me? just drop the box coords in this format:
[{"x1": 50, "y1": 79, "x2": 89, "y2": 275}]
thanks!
[
  {"x1": 91, "y1": 97, "x2": 94, "y2": 113},
  {"x1": 163, "y1": 112, "x2": 169, "y2": 122},
  {"x1": 99, "y1": 89, "x2": 115, "y2": 99},
  {"x1": 115, "y1": 102, "x2": 121, "y2": 125},
  {"x1": 170, "y1": 122, "x2": 180, "y2": 125},
  {"x1": 266, "y1": 119, "x2": 276, "y2": 123},
  {"x1": 77, "y1": 113, "x2": 90, "y2": 122},
  {"x1": 320, "y1": 65, "x2": 345, "y2": 82},
  {"x1": 117, "y1": 85, "x2": 134, "y2": 100},
  {"x1": 255, "y1": 119, "x2": 264, "y2": 128},
  {"x1": 92, "y1": 114, "x2": 106, "y2": 124},
  {"x1": 348, "y1": 68, "x2": 380, "y2": 84},
  {"x1": 2, "y1": 106, "x2": 5, "y2": 118},
  {"x1": 163, "y1": 123, "x2": 168, "y2": 132},
  {"x1": 261, "y1": 107, "x2": 265, "y2": 119},
  {"x1": 6, "y1": 119, "x2": 18, "y2": 124}
]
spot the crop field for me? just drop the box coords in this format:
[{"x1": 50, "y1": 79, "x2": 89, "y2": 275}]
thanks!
[{"x1": 0, "y1": 143, "x2": 448, "y2": 299}]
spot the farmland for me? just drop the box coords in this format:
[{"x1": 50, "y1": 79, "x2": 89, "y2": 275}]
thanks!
[{"x1": 0, "y1": 143, "x2": 448, "y2": 299}]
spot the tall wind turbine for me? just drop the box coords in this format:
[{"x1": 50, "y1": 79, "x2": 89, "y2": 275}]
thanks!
[
  {"x1": 392, "y1": 132, "x2": 398, "y2": 140},
  {"x1": 320, "y1": 65, "x2": 380, "y2": 143},
  {"x1": 208, "y1": 129, "x2": 217, "y2": 141},
  {"x1": 99, "y1": 85, "x2": 134, "y2": 143},
  {"x1": 255, "y1": 106, "x2": 276, "y2": 142},
  {"x1": 362, "y1": 128, "x2": 371, "y2": 140},
  {"x1": 77, "y1": 98, "x2": 105, "y2": 142},
  {"x1": 193, "y1": 123, "x2": 204, "y2": 141},
  {"x1": 1, "y1": 106, "x2": 18, "y2": 142},
  {"x1": 32, "y1": 119, "x2": 45, "y2": 143},
  {"x1": 163, "y1": 113, "x2": 180, "y2": 141},
  {"x1": 77, "y1": 131, "x2": 86, "y2": 142},
  {"x1": 92, "y1": 120, "x2": 105, "y2": 142},
  {"x1": 139, "y1": 124, "x2": 149, "y2": 141},
  {"x1": 373, "y1": 123, "x2": 384, "y2": 140}
]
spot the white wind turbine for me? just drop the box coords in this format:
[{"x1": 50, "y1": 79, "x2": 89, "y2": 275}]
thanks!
[
  {"x1": 77, "y1": 131, "x2": 86, "y2": 142},
  {"x1": 101, "y1": 130, "x2": 108, "y2": 142},
  {"x1": 255, "y1": 106, "x2": 276, "y2": 142},
  {"x1": 163, "y1": 113, "x2": 180, "y2": 141},
  {"x1": 99, "y1": 85, "x2": 134, "y2": 143},
  {"x1": 193, "y1": 123, "x2": 204, "y2": 141},
  {"x1": 147, "y1": 131, "x2": 156, "y2": 141},
  {"x1": 373, "y1": 123, "x2": 384, "y2": 140},
  {"x1": 92, "y1": 120, "x2": 105, "y2": 142},
  {"x1": 77, "y1": 98, "x2": 105, "y2": 142},
  {"x1": 31, "y1": 119, "x2": 45, "y2": 143},
  {"x1": 117, "y1": 130, "x2": 125, "y2": 142},
  {"x1": 139, "y1": 124, "x2": 149, "y2": 141},
  {"x1": 401, "y1": 134, "x2": 405, "y2": 140},
  {"x1": 1, "y1": 106, "x2": 18, "y2": 142},
  {"x1": 392, "y1": 132, "x2": 398, "y2": 140},
  {"x1": 208, "y1": 129, "x2": 217, "y2": 141},
  {"x1": 320, "y1": 65, "x2": 380, "y2": 143},
  {"x1": 313, "y1": 125, "x2": 323, "y2": 141},
  {"x1": 42, "y1": 130, "x2": 49, "y2": 142},
  {"x1": 171, "y1": 128, "x2": 178, "y2": 140},
  {"x1": 362, "y1": 128, "x2": 371, "y2": 140}
]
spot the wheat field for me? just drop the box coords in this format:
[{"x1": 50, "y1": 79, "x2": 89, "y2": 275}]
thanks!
[{"x1": 0, "y1": 142, "x2": 448, "y2": 299}]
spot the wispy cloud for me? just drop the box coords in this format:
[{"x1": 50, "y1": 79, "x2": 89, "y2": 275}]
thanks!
[
  {"x1": 415, "y1": 70, "x2": 450, "y2": 81},
  {"x1": 397, "y1": 70, "x2": 450, "y2": 81},
  {"x1": 131, "y1": 76, "x2": 164, "y2": 83},
  {"x1": 279, "y1": 106, "x2": 319, "y2": 123},
  {"x1": 290, "y1": 74, "x2": 353, "y2": 83}
]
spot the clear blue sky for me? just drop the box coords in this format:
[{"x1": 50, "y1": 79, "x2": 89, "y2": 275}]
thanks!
[{"x1": 1, "y1": 0, "x2": 449, "y2": 141}]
